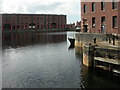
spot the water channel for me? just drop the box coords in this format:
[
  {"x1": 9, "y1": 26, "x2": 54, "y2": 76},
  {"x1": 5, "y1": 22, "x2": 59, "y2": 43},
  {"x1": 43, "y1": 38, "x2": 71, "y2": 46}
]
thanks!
[{"x1": 2, "y1": 31, "x2": 120, "y2": 89}]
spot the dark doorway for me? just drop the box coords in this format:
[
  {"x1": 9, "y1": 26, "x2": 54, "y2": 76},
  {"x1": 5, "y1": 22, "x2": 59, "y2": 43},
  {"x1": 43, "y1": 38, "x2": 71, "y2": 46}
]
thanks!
[
  {"x1": 17, "y1": 25, "x2": 20, "y2": 29},
  {"x1": 4, "y1": 24, "x2": 11, "y2": 30},
  {"x1": 101, "y1": 25, "x2": 106, "y2": 33},
  {"x1": 83, "y1": 25, "x2": 88, "y2": 32},
  {"x1": 12, "y1": 26, "x2": 15, "y2": 30},
  {"x1": 37, "y1": 25, "x2": 39, "y2": 29},
  {"x1": 51, "y1": 23, "x2": 57, "y2": 29},
  {"x1": 29, "y1": 23, "x2": 36, "y2": 29},
  {"x1": 25, "y1": 25, "x2": 27, "y2": 29}
]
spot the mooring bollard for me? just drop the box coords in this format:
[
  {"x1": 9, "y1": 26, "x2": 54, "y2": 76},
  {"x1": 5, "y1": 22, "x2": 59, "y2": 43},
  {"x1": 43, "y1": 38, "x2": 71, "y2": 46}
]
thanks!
[{"x1": 83, "y1": 44, "x2": 95, "y2": 67}]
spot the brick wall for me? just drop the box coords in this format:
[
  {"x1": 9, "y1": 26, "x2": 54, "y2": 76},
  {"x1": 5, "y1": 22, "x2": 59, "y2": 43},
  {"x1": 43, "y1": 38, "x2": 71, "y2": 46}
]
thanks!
[
  {"x1": 81, "y1": 1, "x2": 119, "y2": 34},
  {"x1": 2, "y1": 14, "x2": 67, "y2": 30}
]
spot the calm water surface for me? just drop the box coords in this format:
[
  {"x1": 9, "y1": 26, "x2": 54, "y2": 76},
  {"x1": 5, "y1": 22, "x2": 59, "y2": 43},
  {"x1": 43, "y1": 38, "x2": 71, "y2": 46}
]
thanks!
[{"x1": 2, "y1": 31, "x2": 120, "y2": 88}]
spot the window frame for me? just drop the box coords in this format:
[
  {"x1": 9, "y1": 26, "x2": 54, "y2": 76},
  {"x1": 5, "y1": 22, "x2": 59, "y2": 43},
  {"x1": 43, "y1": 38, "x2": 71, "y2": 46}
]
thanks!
[
  {"x1": 92, "y1": 17, "x2": 96, "y2": 28},
  {"x1": 92, "y1": 2, "x2": 95, "y2": 12},
  {"x1": 101, "y1": 0, "x2": 105, "y2": 11},
  {"x1": 83, "y1": 4, "x2": 87, "y2": 13},
  {"x1": 112, "y1": 16, "x2": 118, "y2": 28},
  {"x1": 112, "y1": 0, "x2": 118, "y2": 10}
]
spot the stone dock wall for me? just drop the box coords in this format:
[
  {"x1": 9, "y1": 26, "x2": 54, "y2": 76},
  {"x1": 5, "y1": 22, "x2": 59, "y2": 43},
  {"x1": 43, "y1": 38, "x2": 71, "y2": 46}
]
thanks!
[
  {"x1": 75, "y1": 33, "x2": 120, "y2": 73},
  {"x1": 75, "y1": 33, "x2": 107, "y2": 47},
  {"x1": 83, "y1": 44, "x2": 120, "y2": 73},
  {"x1": 75, "y1": 33, "x2": 119, "y2": 47}
]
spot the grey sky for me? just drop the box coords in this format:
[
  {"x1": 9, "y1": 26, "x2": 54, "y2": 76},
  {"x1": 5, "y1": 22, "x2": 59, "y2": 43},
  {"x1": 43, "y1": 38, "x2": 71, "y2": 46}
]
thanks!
[{"x1": 0, "y1": 0, "x2": 80, "y2": 23}]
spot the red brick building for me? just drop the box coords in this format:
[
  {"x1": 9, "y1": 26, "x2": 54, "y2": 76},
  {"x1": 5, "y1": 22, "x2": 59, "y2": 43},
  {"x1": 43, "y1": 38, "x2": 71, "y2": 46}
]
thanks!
[
  {"x1": 66, "y1": 23, "x2": 76, "y2": 29},
  {"x1": 2, "y1": 14, "x2": 67, "y2": 30},
  {"x1": 81, "y1": 0, "x2": 120, "y2": 34},
  {"x1": 76, "y1": 21, "x2": 81, "y2": 28}
]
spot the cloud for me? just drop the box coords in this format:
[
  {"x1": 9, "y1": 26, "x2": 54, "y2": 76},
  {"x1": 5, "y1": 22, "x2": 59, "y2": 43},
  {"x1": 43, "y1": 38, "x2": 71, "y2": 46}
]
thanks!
[
  {"x1": 0, "y1": 0, "x2": 3, "y2": 12},
  {"x1": 0, "y1": 0, "x2": 80, "y2": 23},
  {"x1": 27, "y1": 2, "x2": 63, "y2": 14}
]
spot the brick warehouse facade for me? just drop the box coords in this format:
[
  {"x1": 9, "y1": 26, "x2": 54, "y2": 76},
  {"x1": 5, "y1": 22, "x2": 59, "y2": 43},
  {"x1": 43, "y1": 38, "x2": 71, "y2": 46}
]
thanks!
[
  {"x1": 81, "y1": 0, "x2": 120, "y2": 34},
  {"x1": 2, "y1": 14, "x2": 67, "y2": 30}
]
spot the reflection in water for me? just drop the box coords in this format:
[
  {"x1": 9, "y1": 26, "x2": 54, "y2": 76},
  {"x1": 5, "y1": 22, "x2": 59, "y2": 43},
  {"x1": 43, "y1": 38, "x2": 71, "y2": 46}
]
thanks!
[
  {"x1": 75, "y1": 46, "x2": 120, "y2": 89},
  {"x1": 2, "y1": 31, "x2": 120, "y2": 88},
  {"x1": 2, "y1": 32, "x2": 67, "y2": 49},
  {"x1": 81, "y1": 65, "x2": 120, "y2": 88},
  {"x1": 68, "y1": 45, "x2": 74, "y2": 50},
  {"x1": 2, "y1": 32, "x2": 81, "y2": 88},
  {"x1": 75, "y1": 47, "x2": 83, "y2": 59}
]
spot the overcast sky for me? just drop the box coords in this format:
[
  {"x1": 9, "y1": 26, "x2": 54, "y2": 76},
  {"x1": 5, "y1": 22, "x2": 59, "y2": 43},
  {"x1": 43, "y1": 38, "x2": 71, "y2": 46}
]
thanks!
[{"x1": 0, "y1": 0, "x2": 80, "y2": 24}]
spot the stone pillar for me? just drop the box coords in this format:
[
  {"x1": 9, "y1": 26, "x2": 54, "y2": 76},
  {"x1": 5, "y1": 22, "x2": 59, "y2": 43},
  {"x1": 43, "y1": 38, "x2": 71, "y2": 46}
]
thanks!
[{"x1": 83, "y1": 44, "x2": 95, "y2": 67}]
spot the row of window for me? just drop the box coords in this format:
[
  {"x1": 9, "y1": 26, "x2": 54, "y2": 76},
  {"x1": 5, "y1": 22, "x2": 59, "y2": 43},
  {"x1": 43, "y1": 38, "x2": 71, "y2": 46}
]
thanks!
[
  {"x1": 11, "y1": 23, "x2": 65, "y2": 25},
  {"x1": 6, "y1": 18, "x2": 65, "y2": 20},
  {"x1": 8, "y1": 25, "x2": 66, "y2": 29},
  {"x1": 92, "y1": 16, "x2": 117, "y2": 28},
  {"x1": 19, "y1": 17, "x2": 65, "y2": 19},
  {"x1": 83, "y1": 0, "x2": 118, "y2": 13}
]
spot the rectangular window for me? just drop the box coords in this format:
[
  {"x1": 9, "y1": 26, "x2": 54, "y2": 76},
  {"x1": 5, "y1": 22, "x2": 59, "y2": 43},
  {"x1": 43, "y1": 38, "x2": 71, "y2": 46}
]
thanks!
[
  {"x1": 92, "y1": 17, "x2": 95, "y2": 28},
  {"x1": 92, "y1": 2, "x2": 95, "y2": 12},
  {"x1": 84, "y1": 4, "x2": 87, "y2": 13},
  {"x1": 113, "y1": 16, "x2": 117, "y2": 28},
  {"x1": 101, "y1": 16, "x2": 105, "y2": 24},
  {"x1": 112, "y1": 0, "x2": 117, "y2": 9},
  {"x1": 101, "y1": 0, "x2": 105, "y2": 10}
]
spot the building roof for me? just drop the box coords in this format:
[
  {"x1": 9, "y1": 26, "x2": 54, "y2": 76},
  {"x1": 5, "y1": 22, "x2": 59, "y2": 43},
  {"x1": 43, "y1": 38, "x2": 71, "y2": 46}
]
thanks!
[{"x1": 2, "y1": 13, "x2": 66, "y2": 16}]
